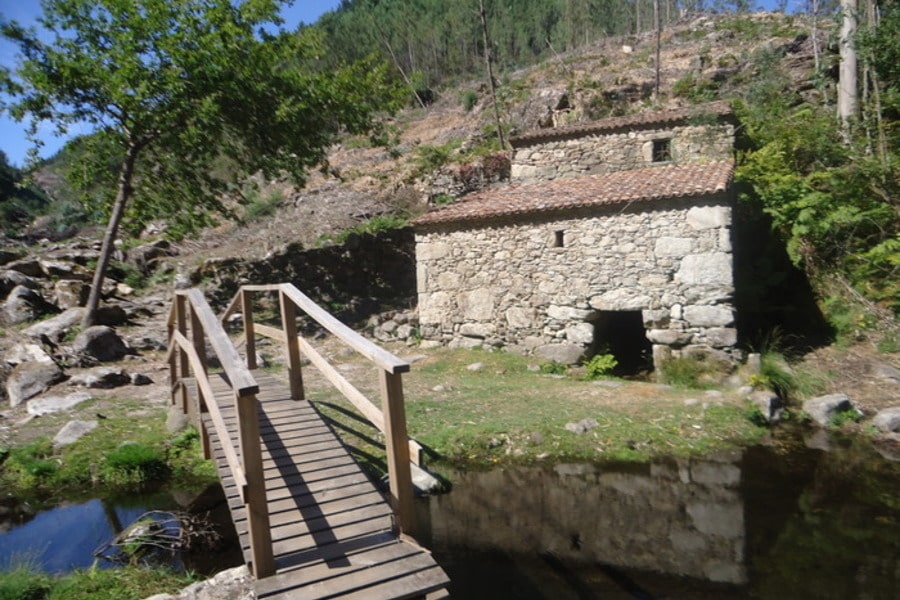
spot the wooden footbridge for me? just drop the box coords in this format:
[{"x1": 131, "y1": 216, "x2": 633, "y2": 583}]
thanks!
[{"x1": 166, "y1": 283, "x2": 449, "y2": 599}]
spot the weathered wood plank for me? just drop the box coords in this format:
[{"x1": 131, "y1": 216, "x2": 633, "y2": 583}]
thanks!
[{"x1": 197, "y1": 330, "x2": 448, "y2": 600}]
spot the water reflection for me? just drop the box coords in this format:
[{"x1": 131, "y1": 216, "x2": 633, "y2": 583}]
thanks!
[
  {"x1": 0, "y1": 485, "x2": 241, "y2": 575},
  {"x1": 420, "y1": 434, "x2": 900, "y2": 599}
]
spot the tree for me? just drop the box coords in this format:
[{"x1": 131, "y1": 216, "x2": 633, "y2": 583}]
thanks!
[
  {"x1": 838, "y1": 0, "x2": 859, "y2": 135},
  {"x1": 1, "y1": 0, "x2": 402, "y2": 327}
]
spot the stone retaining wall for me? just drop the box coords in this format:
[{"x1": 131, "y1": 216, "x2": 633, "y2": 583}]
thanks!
[
  {"x1": 415, "y1": 196, "x2": 737, "y2": 367},
  {"x1": 511, "y1": 123, "x2": 734, "y2": 183}
]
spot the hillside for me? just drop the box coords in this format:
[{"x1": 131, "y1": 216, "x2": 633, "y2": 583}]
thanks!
[{"x1": 191, "y1": 12, "x2": 822, "y2": 263}]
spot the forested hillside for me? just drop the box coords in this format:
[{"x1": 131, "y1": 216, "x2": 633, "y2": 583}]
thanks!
[{"x1": 3, "y1": 2, "x2": 897, "y2": 347}]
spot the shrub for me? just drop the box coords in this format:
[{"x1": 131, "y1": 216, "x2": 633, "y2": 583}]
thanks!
[
  {"x1": 539, "y1": 362, "x2": 567, "y2": 375},
  {"x1": 584, "y1": 354, "x2": 618, "y2": 379},
  {"x1": 102, "y1": 443, "x2": 169, "y2": 486},
  {"x1": 461, "y1": 90, "x2": 478, "y2": 112},
  {"x1": 2, "y1": 439, "x2": 58, "y2": 489},
  {"x1": 0, "y1": 562, "x2": 51, "y2": 600}
]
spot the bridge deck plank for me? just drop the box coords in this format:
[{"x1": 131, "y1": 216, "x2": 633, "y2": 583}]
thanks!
[{"x1": 203, "y1": 371, "x2": 448, "y2": 599}]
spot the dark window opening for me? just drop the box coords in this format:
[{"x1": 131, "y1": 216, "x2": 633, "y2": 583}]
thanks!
[
  {"x1": 652, "y1": 139, "x2": 671, "y2": 162},
  {"x1": 554, "y1": 230, "x2": 565, "y2": 247},
  {"x1": 588, "y1": 311, "x2": 653, "y2": 378}
]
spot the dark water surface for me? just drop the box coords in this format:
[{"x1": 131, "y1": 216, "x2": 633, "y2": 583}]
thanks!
[
  {"x1": 0, "y1": 485, "x2": 241, "y2": 575},
  {"x1": 419, "y1": 431, "x2": 900, "y2": 599},
  {"x1": 2, "y1": 432, "x2": 898, "y2": 599}
]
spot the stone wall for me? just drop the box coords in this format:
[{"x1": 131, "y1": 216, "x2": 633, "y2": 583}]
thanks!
[
  {"x1": 511, "y1": 123, "x2": 734, "y2": 183},
  {"x1": 415, "y1": 196, "x2": 737, "y2": 366}
]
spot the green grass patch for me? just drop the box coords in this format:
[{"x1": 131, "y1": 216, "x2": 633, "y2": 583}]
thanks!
[
  {"x1": 0, "y1": 562, "x2": 193, "y2": 600},
  {"x1": 303, "y1": 347, "x2": 767, "y2": 473},
  {"x1": 0, "y1": 404, "x2": 217, "y2": 498}
]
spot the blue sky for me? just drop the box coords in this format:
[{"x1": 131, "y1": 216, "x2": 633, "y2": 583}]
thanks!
[{"x1": 0, "y1": 0, "x2": 343, "y2": 168}]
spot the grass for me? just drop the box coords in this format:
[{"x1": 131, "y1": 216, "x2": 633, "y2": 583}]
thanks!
[
  {"x1": 0, "y1": 561, "x2": 194, "y2": 600},
  {"x1": 303, "y1": 345, "x2": 768, "y2": 473},
  {"x1": 0, "y1": 396, "x2": 217, "y2": 498}
]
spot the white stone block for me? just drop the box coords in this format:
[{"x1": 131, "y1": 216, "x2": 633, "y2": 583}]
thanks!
[
  {"x1": 675, "y1": 253, "x2": 732, "y2": 286},
  {"x1": 683, "y1": 305, "x2": 734, "y2": 327},
  {"x1": 565, "y1": 322, "x2": 594, "y2": 344},
  {"x1": 547, "y1": 304, "x2": 592, "y2": 321},
  {"x1": 506, "y1": 306, "x2": 536, "y2": 329},
  {"x1": 416, "y1": 241, "x2": 450, "y2": 261},
  {"x1": 589, "y1": 288, "x2": 651, "y2": 311},
  {"x1": 458, "y1": 288, "x2": 495, "y2": 320},
  {"x1": 686, "y1": 205, "x2": 730, "y2": 230}
]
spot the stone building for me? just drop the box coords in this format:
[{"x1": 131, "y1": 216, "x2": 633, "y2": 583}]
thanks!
[{"x1": 413, "y1": 103, "x2": 738, "y2": 371}]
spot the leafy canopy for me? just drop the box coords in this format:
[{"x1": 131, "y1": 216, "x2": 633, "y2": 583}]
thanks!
[{"x1": 1, "y1": 0, "x2": 403, "y2": 237}]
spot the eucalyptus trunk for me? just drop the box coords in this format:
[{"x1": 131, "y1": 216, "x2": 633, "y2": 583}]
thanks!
[{"x1": 81, "y1": 141, "x2": 139, "y2": 328}]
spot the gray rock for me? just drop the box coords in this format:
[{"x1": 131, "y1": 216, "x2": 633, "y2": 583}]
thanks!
[
  {"x1": 40, "y1": 259, "x2": 91, "y2": 281},
  {"x1": 0, "y1": 248, "x2": 24, "y2": 266},
  {"x1": 27, "y1": 391, "x2": 92, "y2": 416},
  {"x1": 534, "y1": 343, "x2": 584, "y2": 365},
  {"x1": 565, "y1": 418, "x2": 599, "y2": 434},
  {"x1": 873, "y1": 363, "x2": 900, "y2": 383},
  {"x1": 166, "y1": 404, "x2": 191, "y2": 434},
  {"x1": 6, "y1": 258, "x2": 43, "y2": 278},
  {"x1": 129, "y1": 336, "x2": 167, "y2": 351},
  {"x1": 0, "y1": 269, "x2": 39, "y2": 295},
  {"x1": 7, "y1": 361, "x2": 66, "y2": 407},
  {"x1": 131, "y1": 373, "x2": 153, "y2": 386},
  {"x1": 466, "y1": 362, "x2": 486, "y2": 372},
  {"x1": 747, "y1": 390, "x2": 784, "y2": 423},
  {"x1": 4, "y1": 343, "x2": 55, "y2": 367},
  {"x1": 53, "y1": 280, "x2": 90, "y2": 308},
  {"x1": 68, "y1": 366, "x2": 131, "y2": 389},
  {"x1": 72, "y1": 326, "x2": 130, "y2": 362},
  {"x1": 53, "y1": 420, "x2": 99, "y2": 448},
  {"x1": 803, "y1": 393, "x2": 859, "y2": 427},
  {"x1": 22, "y1": 307, "x2": 85, "y2": 341},
  {"x1": 143, "y1": 566, "x2": 253, "y2": 600},
  {"x1": 95, "y1": 305, "x2": 129, "y2": 326},
  {"x1": 4, "y1": 285, "x2": 56, "y2": 324},
  {"x1": 872, "y1": 407, "x2": 900, "y2": 433}
]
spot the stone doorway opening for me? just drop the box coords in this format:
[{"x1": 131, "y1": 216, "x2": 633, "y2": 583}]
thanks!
[{"x1": 588, "y1": 311, "x2": 654, "y2": 377}]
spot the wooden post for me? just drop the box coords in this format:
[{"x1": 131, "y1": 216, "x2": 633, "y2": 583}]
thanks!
[
  {"x1": 379, "y1": 370, "x2": 414, "y2": 535},
  {"x1": 242, "y1": 289, "x2": 257, "y2": 370},
  {"x1": 236, "y1": 392, "x2": 275, "y2": 577},
  {"x1": 176, "y1": 294, "x2": 190, "y2": 412},
  {"x1": 279, "y1": 288, "x2": 304, "y2": 400}
]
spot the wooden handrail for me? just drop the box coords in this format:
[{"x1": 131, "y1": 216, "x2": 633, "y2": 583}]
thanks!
[
  {"x1": 167, "y1": 289, "x2": 274, "y2": 578},
  {"x1": 224, "y1": 283, "x2": 420, "y2": 534}
]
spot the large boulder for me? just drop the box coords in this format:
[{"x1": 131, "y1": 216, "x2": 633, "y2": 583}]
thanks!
[
  {"x1": 0, "y1": 270, "x2": 39, "y2": 296},
  {"x1": 4, "y1": 285, "x2": 57, "y2": 324},
  {"x1": 129, "y1": 239, "x2": 176, "y2": 275},
  {"x1": 68, "y1": 366, "x2": 131, "y2": 389},
  {"x1": 72, "y1": 326, "x2": 130, "y2": 362},
  {"x1": 872, "y1": 407, "x2": 900, "y2": 433},
  {"x1": 53, "y1": 420, "x2": 99, "y2": 448},
  {"x1": 53, "y1": 280, "x2": 90, "y2": 308},
  {"x1": 22, "y1": 307, "x2": 85, "y2": 341},
  {"x1": 803, "y1": 393, "x2": 860, "y2": 427},
  {"x1": 7, "y1": 360, "x2": 66, "y2": 407}
]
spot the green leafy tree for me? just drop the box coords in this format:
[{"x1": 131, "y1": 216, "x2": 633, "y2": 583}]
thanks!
[{"x1": 1, "y1": 0, "x2": 402, "y2": 326}]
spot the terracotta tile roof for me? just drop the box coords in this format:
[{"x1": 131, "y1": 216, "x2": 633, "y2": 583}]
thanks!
[
  {"x1": 510, "y1": 101, "x2": 734, "y2": 147},
  {"x1": 413, "y1": 159, "x2": 734, "y2": 227}
]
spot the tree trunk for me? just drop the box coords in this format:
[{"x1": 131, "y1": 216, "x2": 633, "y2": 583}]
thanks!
[
  {"x1": 838, "y1": 0, "x2": 858, "y2": 137},
  {"x1": 81, "y1": 141, "x2": 139, "y2": 328},
  {"x1": 654, "y1": 0, "x2": 661, "y2": 102},
  {"x1": 479, "y1": 0, "x2": 507, "y2": 150}
]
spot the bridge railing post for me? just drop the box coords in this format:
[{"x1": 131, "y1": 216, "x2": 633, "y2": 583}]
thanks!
[
  {"x1": 379, "y1": 370, "x2": 415, "y2": 536},
  {"x1": 279, "y1": 288, "x2": 304, "y2": 400},
  {"x1": 175, "y1": 295, "x2": 190, "y2": 412},
  {"x1": 241, "y1": 289, "x2": 257, "y2": 370},
  {"x1": 236, "y1": 391, "x2": 275, "y2": 578}
]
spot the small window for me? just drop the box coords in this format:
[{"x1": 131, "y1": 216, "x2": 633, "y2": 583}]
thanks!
[
  {"x1": 652, "y1": 138, "x2": 671, "y2": 162},
  {"x1": 554, "y1": 230, "x2": 565, "y2": 247}
]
